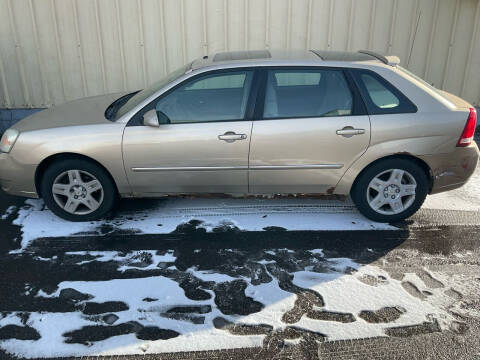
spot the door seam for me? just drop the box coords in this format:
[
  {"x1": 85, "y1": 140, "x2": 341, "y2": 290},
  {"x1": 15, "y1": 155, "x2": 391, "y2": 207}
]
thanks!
[
  {"x1": 247, "y1": 120, "x2": 254, "y2": 193},
  {"x1": 120, "y1": 125, "x2": 135, "y2": 196}
]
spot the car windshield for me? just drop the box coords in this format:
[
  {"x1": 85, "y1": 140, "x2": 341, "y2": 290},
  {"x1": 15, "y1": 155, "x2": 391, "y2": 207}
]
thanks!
[{"x1": 114, "y1": 63, "x2": 191, "y2": 120}]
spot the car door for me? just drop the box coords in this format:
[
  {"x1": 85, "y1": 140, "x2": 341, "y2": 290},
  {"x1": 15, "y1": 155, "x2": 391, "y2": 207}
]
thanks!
[
  {"x1": 249, "y1": 67, "x2": 371, "y2": 194},
  {"x1": 122, "y1": 69, "x2": 256, "y2": 195}
]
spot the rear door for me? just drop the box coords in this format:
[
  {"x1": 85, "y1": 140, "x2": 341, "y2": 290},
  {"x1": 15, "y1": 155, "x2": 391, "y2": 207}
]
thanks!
[{"x1": 249, "y1": 67, "x2": 371, "y2": 194}]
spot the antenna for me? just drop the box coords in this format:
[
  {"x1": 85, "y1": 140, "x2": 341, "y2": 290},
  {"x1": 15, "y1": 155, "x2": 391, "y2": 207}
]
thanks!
[{"x1": 407, "y1": 10, "x2": 422, "y2": 68}]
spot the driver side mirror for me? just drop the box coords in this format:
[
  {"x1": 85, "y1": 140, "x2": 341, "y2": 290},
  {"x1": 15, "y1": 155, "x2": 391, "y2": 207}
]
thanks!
[
  {"x1": 143, "y1": 109, "x2": 170, "y2": 127},
  {"x1": 143, "y1": 109, "x2": 159, "y2": 127}
]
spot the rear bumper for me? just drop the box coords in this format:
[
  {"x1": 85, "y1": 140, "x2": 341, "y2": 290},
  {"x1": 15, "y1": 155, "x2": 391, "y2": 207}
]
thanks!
[
  {"x1": 0, "y1": 153, "x2": 39, "y2": 198},
  {"x1": 419, "y1": 142, "x2": 479, "y2": 195}
]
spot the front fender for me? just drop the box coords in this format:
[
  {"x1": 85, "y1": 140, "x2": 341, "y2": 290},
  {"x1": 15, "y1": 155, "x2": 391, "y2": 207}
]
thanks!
[{"x1": 7, "y1": 123, "x2": 131, "y2": 197}]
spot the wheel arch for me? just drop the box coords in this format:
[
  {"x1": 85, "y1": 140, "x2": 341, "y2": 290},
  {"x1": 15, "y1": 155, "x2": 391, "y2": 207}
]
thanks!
[
  {"x1": 35, "y1": 153, "x2": 119, "y2": 198},
  {"x1": 349, "y1": 154, "x2": 434, "y2": 196}
]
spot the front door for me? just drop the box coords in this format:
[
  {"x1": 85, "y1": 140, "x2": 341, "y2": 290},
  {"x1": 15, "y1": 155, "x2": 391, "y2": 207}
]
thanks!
[
  {"x1": 249, "y1": 67, "x2": 371, "y2": 194},
  {"x1": 122, "y1": 69, "x2": 255, "y2": 196}
]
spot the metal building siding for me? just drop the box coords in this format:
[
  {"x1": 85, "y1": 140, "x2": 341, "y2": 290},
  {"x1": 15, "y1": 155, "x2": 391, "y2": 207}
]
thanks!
[{"x1": 0, "y1": 0, "x2": 479, "y2": 108}]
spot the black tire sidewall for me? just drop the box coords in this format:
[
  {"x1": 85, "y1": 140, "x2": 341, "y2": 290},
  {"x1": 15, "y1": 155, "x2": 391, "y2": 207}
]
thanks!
[
  {"x1": 351, "y1": 159, "x2": 429, "y2": 223},
  {"x1": 40, "y1": 159, "x2": 117, "y2": 222}
]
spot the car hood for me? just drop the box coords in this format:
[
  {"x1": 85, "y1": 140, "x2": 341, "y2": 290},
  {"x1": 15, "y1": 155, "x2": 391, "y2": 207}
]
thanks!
[{"x1": 13, "y1": 93, "x2": 126, "y2": 132}]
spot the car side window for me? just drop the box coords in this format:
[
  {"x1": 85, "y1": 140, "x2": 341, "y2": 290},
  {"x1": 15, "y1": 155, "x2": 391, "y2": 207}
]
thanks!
[
  {"x1": 360, "y1": 74, "x2": 400, "y2": 109},
  {"x1": 155, "y1": 70, "x2": 254, "y2": 123},
  {"x1": 351, "y1": 69, "x2": 417, "y2": 115},
  {"x1": 263, "y1": 69, "x2": 353, "y2": 119}
]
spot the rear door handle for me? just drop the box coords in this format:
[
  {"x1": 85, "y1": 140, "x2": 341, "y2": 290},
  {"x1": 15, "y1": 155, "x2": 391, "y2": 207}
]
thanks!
[
  {"x1": 336, "y1": 127, "x2": 365, "y2": 137},
  {"x1": 218, "y1": 131, "x2": 247, "y2": 143}
]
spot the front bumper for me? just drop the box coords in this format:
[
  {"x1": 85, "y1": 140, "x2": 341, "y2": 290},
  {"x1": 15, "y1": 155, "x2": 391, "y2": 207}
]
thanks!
[
  {"x1": 420, "y1": 142, "x2": 479, "y2": 195},
  {"x1": 0, "y1": 153, "x2": 39, "y2": 198}
]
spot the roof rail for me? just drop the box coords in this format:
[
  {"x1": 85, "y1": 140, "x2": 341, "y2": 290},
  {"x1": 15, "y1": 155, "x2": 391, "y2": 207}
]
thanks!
[{"x1": 358, "y1": 50, "x2": 400, "y2": 66}]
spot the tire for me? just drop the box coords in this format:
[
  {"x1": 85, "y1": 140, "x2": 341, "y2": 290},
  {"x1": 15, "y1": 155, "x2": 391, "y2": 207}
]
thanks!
[
  {"x1": 351, "y1": 158, "x2": 429, "y2": 223},
  {"x1": 40, "y1": 159, "x2": 117, "y2": 222}
]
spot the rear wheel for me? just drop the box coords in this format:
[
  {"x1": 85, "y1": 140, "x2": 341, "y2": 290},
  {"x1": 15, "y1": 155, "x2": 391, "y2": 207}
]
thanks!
[
  {"x1": 351, "y1": 159, "x2": 429, "y2": 222},
  {"x1": 40, "y1": 159, "x2": 117, "y2": 221}
]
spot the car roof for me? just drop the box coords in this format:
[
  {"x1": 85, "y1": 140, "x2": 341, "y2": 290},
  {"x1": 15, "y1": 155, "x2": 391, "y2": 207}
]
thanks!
[{"x1": 191, "y1": 49, "x2": 400, "y2": 70}]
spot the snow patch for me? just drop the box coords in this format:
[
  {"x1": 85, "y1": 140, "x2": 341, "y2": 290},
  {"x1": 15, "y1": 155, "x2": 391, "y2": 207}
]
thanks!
[
  {"x1": 309, "y1": 249, "x2": 325, "y2": 256},
  {"x1": 1, "y1": 259, "x2": 454, "y2": 358},
  {"x1": 1, "y1": 205, "x2": 16, "y2": 220},
  {"x1": 186, "y1": 268, "x2": 238, "y2": 283},
  {"x1": 10, "y1": 197, "x2": 396, "y2": 251}
]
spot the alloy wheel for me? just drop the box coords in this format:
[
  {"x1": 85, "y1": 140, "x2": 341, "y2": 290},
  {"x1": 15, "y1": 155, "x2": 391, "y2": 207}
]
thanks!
[
  {"x1": 51, "y1": 169, "x2": 104, "y2": 215},
  {"x1": 366, "y1": 168, "x2": 417, "y2": 215}
]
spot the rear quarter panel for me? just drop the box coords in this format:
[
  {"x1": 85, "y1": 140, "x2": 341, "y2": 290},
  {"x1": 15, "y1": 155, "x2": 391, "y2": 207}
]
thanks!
[{"x1": 334, "y1": 64, "x2": 472, "y2": 194}]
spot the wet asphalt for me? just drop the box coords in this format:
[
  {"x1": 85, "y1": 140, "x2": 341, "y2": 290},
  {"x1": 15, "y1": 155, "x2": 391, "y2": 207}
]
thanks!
[{"x1": 0, "y1": 189, "x2": 479, "y2": 360}]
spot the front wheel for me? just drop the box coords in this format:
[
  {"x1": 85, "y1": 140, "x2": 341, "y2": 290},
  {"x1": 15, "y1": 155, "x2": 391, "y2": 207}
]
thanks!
[
  {"x1": 40, "y1": 159, "x2": 117, "y2": 222},
  {"x1": 351, "y1": 159, "x2": 429, "y2": 222}
]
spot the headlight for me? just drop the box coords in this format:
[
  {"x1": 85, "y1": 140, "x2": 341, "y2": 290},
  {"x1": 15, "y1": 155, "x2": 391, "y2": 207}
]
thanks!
[{"x1": 0, "y1": 129, "x2": 20, "y2": 153}]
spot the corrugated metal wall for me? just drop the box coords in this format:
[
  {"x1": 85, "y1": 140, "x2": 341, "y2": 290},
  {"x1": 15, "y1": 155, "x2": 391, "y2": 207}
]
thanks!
[{"x1": 0, "y1": 0, "x2": 479, "y2": 109}]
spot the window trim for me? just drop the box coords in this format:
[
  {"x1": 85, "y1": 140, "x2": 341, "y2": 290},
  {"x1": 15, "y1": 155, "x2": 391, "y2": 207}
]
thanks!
[
  {"x1": 252, "y1": 66, "x2": 368, "y2": 121},
  {"x1": 349, "y1": 68, "x2": 418, "y2": 115},
  {"x1": 127, "y1": 67, "x2": 261, "y2": 127}
]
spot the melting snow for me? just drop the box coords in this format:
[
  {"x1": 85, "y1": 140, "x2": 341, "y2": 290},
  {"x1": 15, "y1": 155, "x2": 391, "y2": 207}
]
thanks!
[
  {"x1": 11, "y1": 197, "x2": 397, "y2": 251},
  {"x1": 1, "y1": 205, "x2": 16, "y2": 220},
  {"x1": 0, "y1": 259, "x2": 454, "y2": 358}
]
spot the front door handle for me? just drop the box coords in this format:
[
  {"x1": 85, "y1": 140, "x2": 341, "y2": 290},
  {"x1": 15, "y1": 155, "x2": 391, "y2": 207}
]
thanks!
[
  {"x1": 218, "y1": 131, "x2": 247, "y2": 143},
  {"x1": 336, "y1": 126, "x2": 365, "y2": 137}
]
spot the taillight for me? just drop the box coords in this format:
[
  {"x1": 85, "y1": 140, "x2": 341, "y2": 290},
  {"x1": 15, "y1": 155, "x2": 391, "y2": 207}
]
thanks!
[{"x1": 457, "y1": 107, "x2": 477, "y2": 147}]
